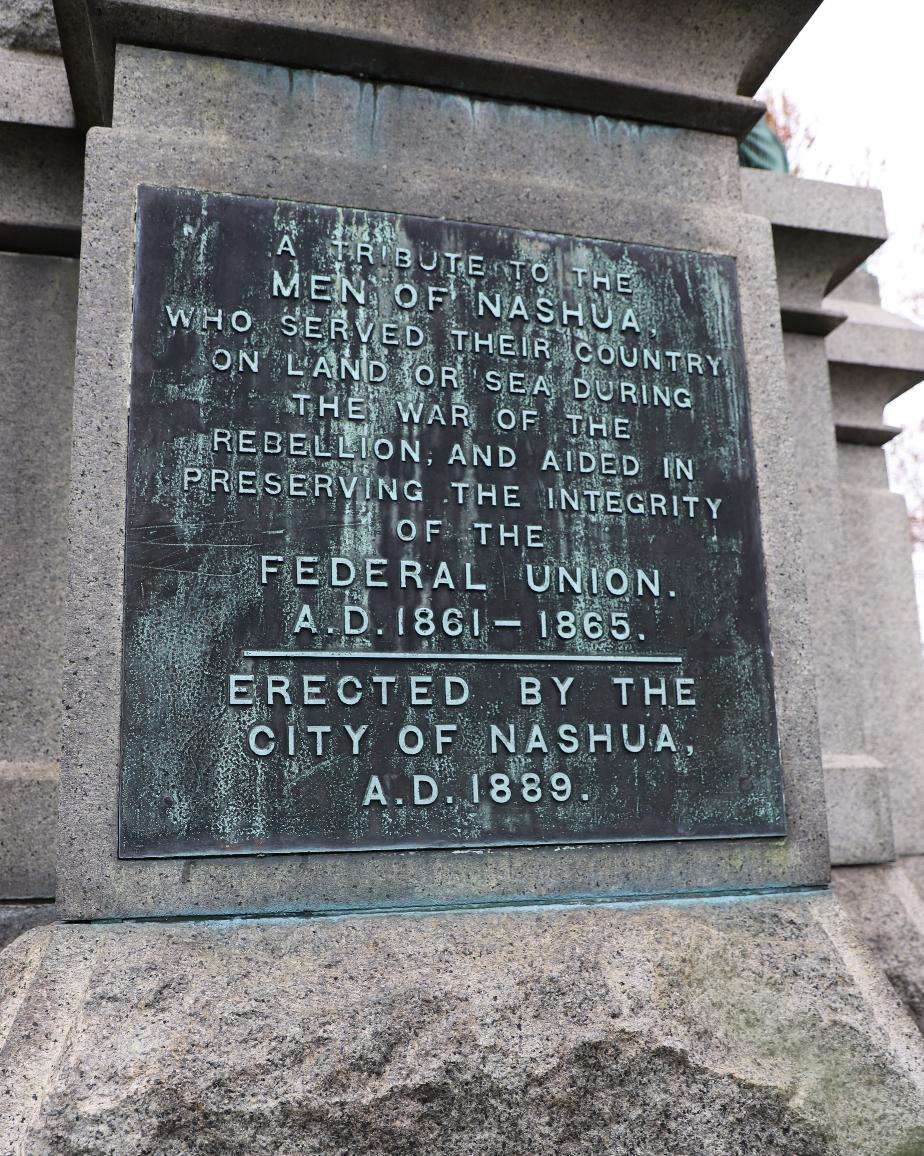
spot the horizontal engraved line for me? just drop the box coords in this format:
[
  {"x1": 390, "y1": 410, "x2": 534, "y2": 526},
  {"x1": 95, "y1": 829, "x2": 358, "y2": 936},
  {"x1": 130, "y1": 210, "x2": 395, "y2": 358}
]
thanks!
[{"x1": 242, "y1": 650, "x2": 682, "y2": 664}]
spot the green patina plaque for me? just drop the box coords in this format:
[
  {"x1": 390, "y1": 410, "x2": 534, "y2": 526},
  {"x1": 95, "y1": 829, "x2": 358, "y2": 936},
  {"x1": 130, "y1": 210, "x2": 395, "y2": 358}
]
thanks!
[{"x1": 118, "y1": 183, "x2": 784, "y2": 857}]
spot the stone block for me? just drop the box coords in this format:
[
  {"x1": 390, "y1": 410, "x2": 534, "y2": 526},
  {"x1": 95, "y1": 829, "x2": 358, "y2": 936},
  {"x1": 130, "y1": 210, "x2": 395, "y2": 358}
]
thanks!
[
  {"x1": 780, "y1": 334, "x2": 866, "y2": 757},
  {"x1": 0, "y1": 252, "x2": 77, "y2": 767},
  {"x1": 0, "y1": 251, "x2": 77, "y2": 899},
  {"x1": 740, "y1": 171, "x2": 886, "y2": 248},
  {"x1": 825, "y1": 275, "x2": 924, "y2": 856},
  {"x1": 110, "y1": 45, "x2": 741, "y2": 203},
  {"x1": 830, "y1": 364, "x2": 905, "y2": 446},
  {"x1": 827, "y1": 284, "x2": 924, "y2": 443},
  {"x1": 0, "y1": 900, "x2": 55, "y2": 951},
  {"x1": 736, "y1": 182, "x2": 881, "y2": 768},
  {"x1": 3, "y1": 893, "x2": 924, "y2": 1153},
  {"x1": 838, "y1": 453, "x2": 924, "y2": 856},
  {"x1": 824, "y1": 755, "x2": 894, "y2": 866},
  {"x1": 57, "y1": 48, "x2": 828, "y2": 919},
  {"x1": 0, "y1": 47, "x2": 74, "y2": 128},
  {"x1": 836, "y1": 268, "x2": 888, "y2": 306},
  {"x1": 0, "y1": 123, "x2": 83, "y2": 252},
  {"x1": 828, "y1": 290, "x2": 924, "y2": 376},
  {"x1": 740, "y1": 174, "x2": 897, "y2": 869},
  {"x1": 740, "y1": 169, "x2": 885, "y2": 335},
  {"x1": 0, "y1": 762, "x2": 57, "y2": 898}
]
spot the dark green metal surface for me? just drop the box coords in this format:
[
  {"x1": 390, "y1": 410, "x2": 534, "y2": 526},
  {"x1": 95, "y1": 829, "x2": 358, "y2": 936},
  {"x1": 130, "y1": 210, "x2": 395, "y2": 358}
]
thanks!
[{"x1": 119, "y1": 184, "x2": 784, "y2": 857}]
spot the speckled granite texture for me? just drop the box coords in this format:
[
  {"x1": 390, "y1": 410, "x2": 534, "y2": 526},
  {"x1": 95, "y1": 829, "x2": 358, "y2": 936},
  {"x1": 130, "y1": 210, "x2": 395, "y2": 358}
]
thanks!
[
  {"x1": 3, "y1": 892, "x2": 924, "y2": 1154},
  {"x1": 0, "y1": 0, "x2": 59, "y2": 53}
]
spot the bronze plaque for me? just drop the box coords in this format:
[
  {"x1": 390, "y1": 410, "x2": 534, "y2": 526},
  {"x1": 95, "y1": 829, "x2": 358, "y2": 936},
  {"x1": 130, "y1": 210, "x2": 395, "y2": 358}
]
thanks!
[{"x1": 118, "y1": 184, "x2": 784, "y2": 857}]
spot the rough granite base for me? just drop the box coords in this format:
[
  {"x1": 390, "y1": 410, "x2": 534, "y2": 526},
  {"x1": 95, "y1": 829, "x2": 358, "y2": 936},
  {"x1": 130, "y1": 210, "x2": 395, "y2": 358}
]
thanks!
[{"x1": 2, "y1": 892, "x2": 924, "y2": 1155}]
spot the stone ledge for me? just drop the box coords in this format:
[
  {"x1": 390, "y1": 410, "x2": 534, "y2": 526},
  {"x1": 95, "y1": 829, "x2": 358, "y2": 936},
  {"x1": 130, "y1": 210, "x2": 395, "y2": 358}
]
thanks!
[
  {"x1": 741, "y1": 170, "x2": 886, "y2": 246},
  {"x1": 53, "y1": 0, "x2": 819, "y2": 132},
  {"x1": 826, "y1": 294, "x2": 924, "y2": 376},
  {"x1": 741, "y1": 171, "x2": 886, "y2": 334},
  {"x1": 825, "y1": 285, "x2": 924, "y2": 444},
  {"x1": 0, "y1": 46, "x2": 74, "y2": 128},
  {"x1": 0, "y1": 122, "x2": 83, "y2": 252}
]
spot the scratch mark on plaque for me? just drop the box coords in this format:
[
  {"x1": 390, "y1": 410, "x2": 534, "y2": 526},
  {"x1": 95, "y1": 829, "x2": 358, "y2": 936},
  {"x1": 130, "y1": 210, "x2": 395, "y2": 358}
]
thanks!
[
  {"x1": 129, "y1": 563, "x2": 236, "y2": 577},
  {"x1": 135, "y1": 541, "x2": 267, "y2": 549}
]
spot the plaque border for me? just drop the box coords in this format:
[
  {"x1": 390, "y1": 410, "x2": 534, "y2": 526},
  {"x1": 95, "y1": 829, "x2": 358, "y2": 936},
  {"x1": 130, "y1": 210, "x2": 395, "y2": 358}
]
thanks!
[{"x1": 115, "y1": 183, "x2": 786, "y2": 860}]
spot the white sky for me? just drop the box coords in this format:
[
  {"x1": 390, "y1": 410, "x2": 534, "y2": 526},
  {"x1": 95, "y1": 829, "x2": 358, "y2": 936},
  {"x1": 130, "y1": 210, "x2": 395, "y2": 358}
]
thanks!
[{"x1": 759, "y1": 0, "x2": 924, "y2": 426}]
